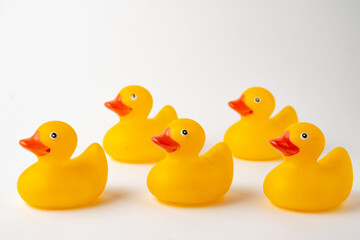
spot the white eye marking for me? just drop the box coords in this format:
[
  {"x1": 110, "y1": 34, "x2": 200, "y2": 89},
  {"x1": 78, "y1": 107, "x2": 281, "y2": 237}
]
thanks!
[
  {"x1": 300, "y1": 132, "x2": 308, "y2": 140},
  {"x1": 130, "y1": 94, "x2": 137, "y2": 100},
  {"x1": 254, "y1": 97, "x2": 261, "y2": 103},
  {"x1": 181, "y1": 129, "x2": 188, "y2": 136},
  {"x1": 50, "y1": 132, "x2": 58, "y2": 139}
]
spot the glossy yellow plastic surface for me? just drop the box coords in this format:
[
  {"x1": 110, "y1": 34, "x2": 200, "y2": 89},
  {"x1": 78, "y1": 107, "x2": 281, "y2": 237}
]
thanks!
[
  {"x1": 103, "y1": 85, "x2": 177, "y2": 163},
  {"x1": 224, "y1": 87, "x2": 298, "y2": 160},
  {"x1": 264, "y1": 122, "x2": 353, "y2": 212},
  {"x1": 18, "y1": 121, "x2": 108, "y2": 209},
  {"x1": 147, "y1": 118, "x2": 234, "y2": 205}
]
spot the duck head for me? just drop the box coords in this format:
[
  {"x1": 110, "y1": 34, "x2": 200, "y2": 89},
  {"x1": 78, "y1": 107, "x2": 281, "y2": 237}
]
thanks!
[
  {"x1": 229, "y1": 87, "x2": 275, "y2": 120},
  {"x1": 151, "y1": 118, "x2": 205, "y2": 157},
  {"x1": 19, "y1": 121, "x2": 78, "y2": 161},
  {"x1": 105, "y1": 85, "x2": 153, "y2": 120},
  {"x1": 270, "y1": 122, "x2": 325, "y2": 161}
]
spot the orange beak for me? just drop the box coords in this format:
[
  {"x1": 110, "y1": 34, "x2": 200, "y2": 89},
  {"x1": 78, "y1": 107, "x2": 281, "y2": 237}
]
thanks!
[
  {"x1": 269, "y1": 131, "x2": 299, "y2": 156},
  {"x1": 151, "y1": 128, "x2": 180, "y2": 153},
  {"x1": 19, "y1": 131, "x2": 50, "y2": 157},
  {"x1": 105, "y1": 95, "x2": 132, "y2": 116},
  {"x1": 228, "y1": 95, "x2": 253, "y2": 116}
]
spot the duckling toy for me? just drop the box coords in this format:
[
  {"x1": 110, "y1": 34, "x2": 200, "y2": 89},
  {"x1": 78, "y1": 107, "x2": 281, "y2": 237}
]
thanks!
[
  {"x1": 18, "y1": 121, "x2": 108, "y2": 209},
  {"x1": 264, "y1": 122, "x2": 353, "y2": 212},
  {"x1": 147, "y1": 118, "x2": 233, "y2": 205},
  {"x1": 103, "y1": 85, "x2": 177, "y2": 163},
  {"x1": 224, "y1": 87, "x2": 298, "y2": 160}
]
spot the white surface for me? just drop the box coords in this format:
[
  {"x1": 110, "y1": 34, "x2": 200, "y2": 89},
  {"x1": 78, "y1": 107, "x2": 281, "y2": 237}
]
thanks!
[{"x1": 1, "y1": 0, "x2": 360, "y2": 239}]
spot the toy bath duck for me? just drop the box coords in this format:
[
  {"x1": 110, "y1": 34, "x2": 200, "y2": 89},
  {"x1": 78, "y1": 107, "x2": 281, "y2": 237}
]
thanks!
[
  {"x1": 263, "y1": 122, "x2": 353, "y2": 212},
  {"x1": 224, "y1": 87, "x2": 298, "y2": 160},
  {"x1": 147, "y1": 118, "x2": 233, "y2": 205},
  {"x1": 18, "y1": 121, "x2": 108, "y2": 209},
  {"x1": 103, "y1": 85, "x2": 177, "y2": 163}
]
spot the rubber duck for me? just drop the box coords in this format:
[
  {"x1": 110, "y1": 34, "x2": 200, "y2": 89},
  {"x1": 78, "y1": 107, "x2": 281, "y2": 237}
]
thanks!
[
  {"x1": 147, "y1": 118, "x2": 233, "y2": 205},
  {"x1": 18, "y1": 121, "x2": 108, "y2": 209},
  {"x1": 263, "y1": 122, "x2": 353, "y2": 212},
  {"x1": 103, "y1": 85, "x2": 177, "y2": 163},
  {"x1": 224, "y1": 87, "x2": 298, "y2": 160}
]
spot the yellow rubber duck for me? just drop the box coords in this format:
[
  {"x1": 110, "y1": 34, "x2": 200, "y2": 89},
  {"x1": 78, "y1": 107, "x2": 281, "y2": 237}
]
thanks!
[
  {"x1": 18, "y1": 121, "x2": 108, "y2": 209},
  {"x1": 147, "y1": 118, "x2": 233, "y2": 205},
  {"x1": 224, "y1": 87, "x2": 298, "y2": 160},
  {"x1": 264, "y1": 122, "x2": 353, "y2": 212},
  {"x1": 103, "y1": 85, "x2": 177, "y2": 163}
]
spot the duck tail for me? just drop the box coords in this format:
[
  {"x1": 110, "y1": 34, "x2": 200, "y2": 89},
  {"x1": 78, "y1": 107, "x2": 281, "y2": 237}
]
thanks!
[
  {"x1": 319, "y1": 147, "x2": 353, "y2": 181},
  {"x1": 74, "y1": 143, "x2": 108, "y2": 180},
  {"x1": 271, "y1": 106, "x2": 298, "y2": 127},
  {"x1": 153, "y1": 105, "x2": 178, "y2": 124},
  {"x1": 201, "y1": 142, "x2": 233, "y2": 169}
]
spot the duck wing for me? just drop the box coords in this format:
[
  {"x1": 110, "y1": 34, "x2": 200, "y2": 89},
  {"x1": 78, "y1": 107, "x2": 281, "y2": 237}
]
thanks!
[
  {"x1": 153, "y1": 105, "x2": 177, "y2": 125},
  {"x1": 270, "y1": 106, "x2": 298, "y2": 127}
]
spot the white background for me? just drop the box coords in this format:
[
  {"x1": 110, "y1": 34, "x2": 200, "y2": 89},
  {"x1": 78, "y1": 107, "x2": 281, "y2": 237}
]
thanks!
[{"x1": 1, "y1": 0, "x2": 360, "y2": 239}]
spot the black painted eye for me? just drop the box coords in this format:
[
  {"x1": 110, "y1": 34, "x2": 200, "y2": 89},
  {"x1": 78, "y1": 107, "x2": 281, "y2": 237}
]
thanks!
[
  {"x1": 181, "y1": 129, "x2": 188, "y2": 136},
  {"x1": 130, "y1": 94, "x2": 137, "y2": 100},
  {"x1": 254, "y1": 97, "x2": 261, "y2": 103},
  {"x1": 50, "y1": 132, "x2": 58, "y2": 139},
  {"x1": 300, "y1": 132, "x2": 308, "y2": 140}
]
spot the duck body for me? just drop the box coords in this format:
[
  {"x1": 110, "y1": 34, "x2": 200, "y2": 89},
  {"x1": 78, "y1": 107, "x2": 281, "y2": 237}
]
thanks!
[
  {"x1": 103, "y1": 86, "x2": 177, "y2": 163},
  {"x1": 18, "y1": 121, "x2": 108, "y2": 209},
  {"x1": 224, "y1": 87, "x2": 298, "y2": 160},
  {"x1": 147, "y1": 119, "x2": 233, "y2": 205},
  {"x1": 225, "y1": 109, "x2": 296, "y2": 160},
  {"x1": 104, "y1": 111, "x2": 175, "y2": 163},
  {"x1": 263, "y1": 122, "x2": 353, "y2": 211}
]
